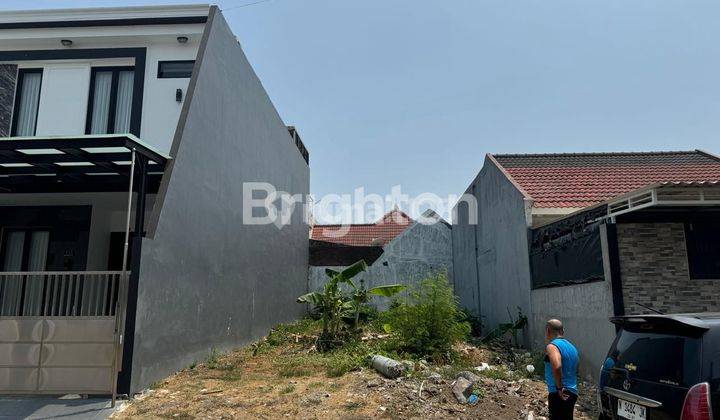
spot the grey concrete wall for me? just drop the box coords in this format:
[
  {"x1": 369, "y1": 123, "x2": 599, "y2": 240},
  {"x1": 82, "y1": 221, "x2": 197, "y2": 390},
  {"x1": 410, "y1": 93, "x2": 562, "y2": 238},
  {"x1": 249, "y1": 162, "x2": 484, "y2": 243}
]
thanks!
[
  {"x1": 309, "y1": 219, "x2": 453, "y2": 309},
  {"x1": 451, "y1": 179, "x2": 481, "y2": 316},
  {"x1": 452, "y1": 157, "x2": 533, "y2": 341},
  {"x1": 129, "y1": 8, "x2": 309, "y2": 393},
  {"x1": 530, "y1": 281, "x2": 616, "y2": 380}
]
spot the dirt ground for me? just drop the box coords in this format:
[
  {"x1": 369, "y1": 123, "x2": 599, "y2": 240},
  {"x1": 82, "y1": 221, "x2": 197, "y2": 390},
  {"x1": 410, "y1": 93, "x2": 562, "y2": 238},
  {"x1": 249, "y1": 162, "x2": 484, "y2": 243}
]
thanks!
[{"x1": 114, "y1": 330, "x2": 598, "y2": 419}]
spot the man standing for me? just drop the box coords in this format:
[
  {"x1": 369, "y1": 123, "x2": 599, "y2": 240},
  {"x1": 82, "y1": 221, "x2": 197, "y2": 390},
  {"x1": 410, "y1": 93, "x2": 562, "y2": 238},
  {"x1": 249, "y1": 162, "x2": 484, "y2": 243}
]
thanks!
[{"x1": 544, "y1": 319, "x2": 579, "y2": 420}]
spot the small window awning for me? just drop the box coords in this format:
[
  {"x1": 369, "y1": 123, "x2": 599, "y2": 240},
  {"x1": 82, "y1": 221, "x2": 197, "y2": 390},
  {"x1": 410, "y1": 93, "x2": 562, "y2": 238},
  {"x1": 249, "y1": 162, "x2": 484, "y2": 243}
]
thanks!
[{"x1": 0, "y1": 134, "x2": 170, "y2": 193}]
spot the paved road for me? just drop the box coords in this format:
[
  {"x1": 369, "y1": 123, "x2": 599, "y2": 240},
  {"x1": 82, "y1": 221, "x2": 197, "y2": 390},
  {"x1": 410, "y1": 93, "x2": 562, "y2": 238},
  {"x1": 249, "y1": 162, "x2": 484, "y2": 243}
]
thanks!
[{"x1": 0, "y1": 396, "x2": 119, "y2": 420}]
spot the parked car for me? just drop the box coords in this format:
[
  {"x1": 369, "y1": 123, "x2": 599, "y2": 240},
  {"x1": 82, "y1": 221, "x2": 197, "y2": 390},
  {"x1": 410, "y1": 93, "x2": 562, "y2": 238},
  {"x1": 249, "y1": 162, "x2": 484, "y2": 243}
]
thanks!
[{"x1": 598, "y1": 313, "x2": 719, "y2": 420}]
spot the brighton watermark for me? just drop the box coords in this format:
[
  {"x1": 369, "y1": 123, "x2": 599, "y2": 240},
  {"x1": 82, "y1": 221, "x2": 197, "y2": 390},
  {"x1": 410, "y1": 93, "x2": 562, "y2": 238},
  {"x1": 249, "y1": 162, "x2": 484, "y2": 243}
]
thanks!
[{"x1": 242, "y1": 182, "x2": 478, "y2": 233}]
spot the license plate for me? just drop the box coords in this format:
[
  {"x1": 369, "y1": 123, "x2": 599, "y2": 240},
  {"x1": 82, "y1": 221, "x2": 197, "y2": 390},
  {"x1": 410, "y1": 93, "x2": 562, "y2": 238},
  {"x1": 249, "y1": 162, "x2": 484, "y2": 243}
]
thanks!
[{"x1": 617, "y1": 398, "x2": 646, "y2": 420}]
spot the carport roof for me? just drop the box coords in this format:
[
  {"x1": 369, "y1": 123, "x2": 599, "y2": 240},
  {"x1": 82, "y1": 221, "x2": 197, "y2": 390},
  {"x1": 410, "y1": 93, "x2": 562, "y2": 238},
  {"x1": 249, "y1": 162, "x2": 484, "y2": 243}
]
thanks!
[{"x1": 0, "y1": 134, "x2": 170, "y2": 193}]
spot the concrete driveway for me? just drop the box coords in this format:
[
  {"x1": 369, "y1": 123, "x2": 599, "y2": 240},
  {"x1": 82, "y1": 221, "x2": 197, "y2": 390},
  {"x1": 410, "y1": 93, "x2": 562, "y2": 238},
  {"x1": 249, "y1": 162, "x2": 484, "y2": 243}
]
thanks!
[{"x1": 0, "y1": 395, "x2": 120, "y2": 420}]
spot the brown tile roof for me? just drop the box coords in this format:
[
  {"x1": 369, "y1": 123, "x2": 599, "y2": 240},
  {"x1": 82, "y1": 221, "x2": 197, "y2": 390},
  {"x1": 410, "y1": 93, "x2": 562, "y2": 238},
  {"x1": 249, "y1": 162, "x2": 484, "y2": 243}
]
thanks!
[
  {"x1": 310, "y1": 209, "x2": 413, "y2": 247},
  {"x1": 491, "y1": 150, "x2": 720, "y2": 208}
]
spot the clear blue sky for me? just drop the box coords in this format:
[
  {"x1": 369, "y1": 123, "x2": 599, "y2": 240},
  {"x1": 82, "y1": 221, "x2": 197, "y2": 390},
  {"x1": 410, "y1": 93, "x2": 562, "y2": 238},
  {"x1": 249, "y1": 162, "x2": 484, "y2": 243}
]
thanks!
[{"x1": 5, "y1": 0, "x2": 720, "y2": 221}]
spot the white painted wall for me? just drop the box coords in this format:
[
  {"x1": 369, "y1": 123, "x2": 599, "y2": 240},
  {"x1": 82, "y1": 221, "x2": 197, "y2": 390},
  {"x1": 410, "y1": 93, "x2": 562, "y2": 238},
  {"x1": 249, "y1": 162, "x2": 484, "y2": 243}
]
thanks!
[
  {"x1": 140, "y1": 41, "x2": 198, "y2": 152},
  {"x1": 35, "y1": 63, "x2": 90, "y2": 135},
  {"x1": 1, "y1": 24, "x2": 203, "y2": 154}
]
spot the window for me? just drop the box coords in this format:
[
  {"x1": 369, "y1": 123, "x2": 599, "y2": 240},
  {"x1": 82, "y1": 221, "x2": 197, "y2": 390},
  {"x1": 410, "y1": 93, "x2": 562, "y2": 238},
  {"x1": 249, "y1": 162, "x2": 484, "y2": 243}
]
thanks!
[
  {"x1": 685, "y1": 222, "x2": 720, "y2": 279},
  {"x1": 11, "y1": 69, "x2": 43, "y2": 136},
  {"x1": 86, "y1": 66, "x2": 135, "y2": 134},
  {"x1": 157, "y1": 60, "x2": 194, "y2": 78},
  {"x1": 0, "y1": 229, "x2": 50, "y2": 316}
]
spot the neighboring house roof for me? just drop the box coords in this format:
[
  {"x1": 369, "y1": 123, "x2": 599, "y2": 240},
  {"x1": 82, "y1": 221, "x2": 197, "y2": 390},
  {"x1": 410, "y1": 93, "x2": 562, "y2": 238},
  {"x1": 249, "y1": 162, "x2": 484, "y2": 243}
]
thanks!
[
  {"x1": 310, "y1": 209, "x2": 414, "y2": 247},
  {"x1": 490, "y1": 150, "x2": 720, "y2": 209}
]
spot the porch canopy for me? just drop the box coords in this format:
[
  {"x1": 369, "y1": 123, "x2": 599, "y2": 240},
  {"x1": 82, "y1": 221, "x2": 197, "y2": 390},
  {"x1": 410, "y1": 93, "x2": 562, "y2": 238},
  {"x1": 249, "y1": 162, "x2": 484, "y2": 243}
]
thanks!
[
  {"x1": 0, "y1": 134, "x2": 169, "y2": 193},
  {"x1": 606, "y1": 181, "x2": 720, "y2": 219}
]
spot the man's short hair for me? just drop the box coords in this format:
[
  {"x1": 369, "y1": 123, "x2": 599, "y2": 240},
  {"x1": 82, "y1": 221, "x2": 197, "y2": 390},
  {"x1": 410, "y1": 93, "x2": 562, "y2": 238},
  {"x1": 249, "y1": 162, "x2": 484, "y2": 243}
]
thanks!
[{"x1": 546, "y1": 319, "x2": 564, "y2": 334}]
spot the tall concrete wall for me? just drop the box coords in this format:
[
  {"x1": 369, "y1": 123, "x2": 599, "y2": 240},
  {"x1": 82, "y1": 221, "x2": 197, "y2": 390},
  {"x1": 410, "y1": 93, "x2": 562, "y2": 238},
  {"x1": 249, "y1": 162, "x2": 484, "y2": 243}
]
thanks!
[
  {"x1": 452, "y1": 157, "x2": 533, "y2": 339},
  {"x1": 527, "y1": 223, "x2": 618, "y2": 380},
  {"x1": 309, "y1": 219, "x2": 453, "y2": 308},
  {"x1": 129, "y1": 8, "x2": 309, "y2": 393},
  {"x1": 451, "y1": 179, "x2": 481, "y2": 316},
  {"x1": 530, "y1": 281, "x2": 616, "y2": 380}
]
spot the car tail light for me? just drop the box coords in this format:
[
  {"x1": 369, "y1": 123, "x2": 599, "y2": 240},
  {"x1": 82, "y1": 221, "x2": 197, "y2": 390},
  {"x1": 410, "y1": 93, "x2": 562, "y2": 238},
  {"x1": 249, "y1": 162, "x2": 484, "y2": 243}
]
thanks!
[{"x1": 681, "y1": 382, "x2": 713, "y2": 420}]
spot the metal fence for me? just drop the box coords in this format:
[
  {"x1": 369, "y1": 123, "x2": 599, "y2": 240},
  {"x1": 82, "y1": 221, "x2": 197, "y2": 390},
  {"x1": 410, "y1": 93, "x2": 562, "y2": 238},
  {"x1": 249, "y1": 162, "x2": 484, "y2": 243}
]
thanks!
[{"x1": 0, "y1": 271, "x2": 128, "y2": 317}]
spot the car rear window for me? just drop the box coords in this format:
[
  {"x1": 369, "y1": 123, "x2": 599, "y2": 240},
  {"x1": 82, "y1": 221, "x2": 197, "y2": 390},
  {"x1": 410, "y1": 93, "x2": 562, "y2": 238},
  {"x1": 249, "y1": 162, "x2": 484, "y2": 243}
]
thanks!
[{"x1": 609, "y1": 330, "x2": 701, "y2": 387}]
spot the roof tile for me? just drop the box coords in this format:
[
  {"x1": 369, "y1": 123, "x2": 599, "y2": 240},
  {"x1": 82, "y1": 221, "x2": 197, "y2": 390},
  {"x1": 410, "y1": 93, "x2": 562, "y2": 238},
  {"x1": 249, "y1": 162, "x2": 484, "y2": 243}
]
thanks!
[
  {"x1": 311, "y1": 210, "x2": 413, "y2": 246},
  {"x1": 492, "y1": 151, "x2": 720, "y2": 208}
]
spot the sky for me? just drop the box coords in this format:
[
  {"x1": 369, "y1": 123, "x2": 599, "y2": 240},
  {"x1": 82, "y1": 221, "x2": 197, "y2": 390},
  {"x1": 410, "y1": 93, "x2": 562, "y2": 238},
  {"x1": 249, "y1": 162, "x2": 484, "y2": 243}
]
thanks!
[{"x1": 4, "y1": 0, "x2": 720, "y2": 222}]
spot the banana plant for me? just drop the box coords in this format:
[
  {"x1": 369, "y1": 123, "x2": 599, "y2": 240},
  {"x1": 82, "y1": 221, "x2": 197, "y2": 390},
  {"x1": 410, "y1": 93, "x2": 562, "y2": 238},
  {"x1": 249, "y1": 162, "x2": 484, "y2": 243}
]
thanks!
[
  {"x1": 297, "y1": 260, "x2": 405, "y2": 345},
  {"x1": 349, "y1": 278, "x2": 405, "y2": 329},
  {"x1": 297, "y1": 260, "x2": 368, "y2": 341}
]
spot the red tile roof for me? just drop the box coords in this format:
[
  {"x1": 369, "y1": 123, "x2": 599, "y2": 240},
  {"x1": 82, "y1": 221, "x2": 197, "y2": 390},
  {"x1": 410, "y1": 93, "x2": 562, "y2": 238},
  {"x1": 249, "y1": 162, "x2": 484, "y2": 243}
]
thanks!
[
  {"x1": 491, "y1": 150, "x2": 720, "y2": 208},
  {"x1": 311, "y1": 210, "x2": 414, "y2": 247}
]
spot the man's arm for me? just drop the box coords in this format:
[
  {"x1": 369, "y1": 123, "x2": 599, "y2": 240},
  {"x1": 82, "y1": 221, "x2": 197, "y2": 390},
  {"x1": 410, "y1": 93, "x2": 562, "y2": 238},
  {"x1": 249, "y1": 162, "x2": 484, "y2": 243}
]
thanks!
[{"x1": 546, "y1": 343, "x2": 569, "y2": 399}]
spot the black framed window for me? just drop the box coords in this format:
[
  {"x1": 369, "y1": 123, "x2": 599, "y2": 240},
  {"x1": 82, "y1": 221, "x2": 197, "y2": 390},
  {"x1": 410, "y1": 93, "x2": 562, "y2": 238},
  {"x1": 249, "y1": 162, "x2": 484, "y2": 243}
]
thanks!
[
  {"x1": 157, "y1": 60, "x2": 194, "y2": 78},
  {"x1": 11, "y1": 68, "x2": 43, "y2": 136},
  {"x1": 0, "y1": 229, "x2": 50, "y2": 316},
  {"x1": 685, "y1": 222, "x2": 720, "y2": 279},
  {"x1": 86, "y1": 66, "x2": 135, "y2": 134}
]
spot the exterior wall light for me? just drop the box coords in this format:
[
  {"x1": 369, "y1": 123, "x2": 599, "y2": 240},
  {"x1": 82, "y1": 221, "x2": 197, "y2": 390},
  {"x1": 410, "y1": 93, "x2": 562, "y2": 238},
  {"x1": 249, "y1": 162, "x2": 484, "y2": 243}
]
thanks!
[
  {"x1": 60, "y1": 39, "x2": 73, "y2": 47},
  {"x1": 177, "y1": 36, "x2": 189, "y2": 44}
]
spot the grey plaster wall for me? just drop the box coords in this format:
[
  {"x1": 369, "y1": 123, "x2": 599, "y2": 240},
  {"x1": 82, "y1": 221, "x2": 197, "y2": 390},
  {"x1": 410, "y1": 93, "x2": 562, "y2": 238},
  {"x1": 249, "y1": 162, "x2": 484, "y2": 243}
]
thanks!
[
  {"x1": 530, "y1": 281, "x2": 616, "y2": 379},
  {"x1": 451, "y1": 179, "x2": 481, "y2": 316},
  {"x1": 309, "y1": 219, "x2": 453, "y2": 309},
  {"x1": 129, "y1": 8, "x2": 309, "y2": 393},
  {"x1": 452, "y1": 157, "x2": 533, "y2": 342}
]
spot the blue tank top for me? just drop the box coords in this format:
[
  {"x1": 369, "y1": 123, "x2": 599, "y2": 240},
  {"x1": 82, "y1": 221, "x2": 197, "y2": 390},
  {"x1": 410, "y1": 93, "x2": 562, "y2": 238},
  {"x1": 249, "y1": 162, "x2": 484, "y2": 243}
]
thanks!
[{"x1": 544, "y1": 338, "x2": 579, "y2": 394}]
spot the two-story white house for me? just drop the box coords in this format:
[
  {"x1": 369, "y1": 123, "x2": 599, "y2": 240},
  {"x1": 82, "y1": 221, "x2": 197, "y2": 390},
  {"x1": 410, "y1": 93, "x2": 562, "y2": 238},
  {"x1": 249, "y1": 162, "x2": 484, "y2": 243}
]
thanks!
[{"x1": 0, "y1": 4, "x2": 310, "y2": 398}]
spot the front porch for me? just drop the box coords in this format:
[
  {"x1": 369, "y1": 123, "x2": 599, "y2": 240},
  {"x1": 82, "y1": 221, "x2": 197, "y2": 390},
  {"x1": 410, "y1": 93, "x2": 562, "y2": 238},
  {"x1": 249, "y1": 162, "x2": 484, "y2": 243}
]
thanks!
[{"x1": 0, "y1": 134, "x2": 169, "y2": 399}]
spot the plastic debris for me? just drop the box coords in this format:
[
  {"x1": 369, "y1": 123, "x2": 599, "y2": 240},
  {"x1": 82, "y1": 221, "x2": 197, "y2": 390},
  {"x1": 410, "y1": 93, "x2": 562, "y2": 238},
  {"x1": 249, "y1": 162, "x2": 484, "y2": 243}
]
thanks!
[{"x1": 474, "y1": 362, "x2": 492, "y2": 372}]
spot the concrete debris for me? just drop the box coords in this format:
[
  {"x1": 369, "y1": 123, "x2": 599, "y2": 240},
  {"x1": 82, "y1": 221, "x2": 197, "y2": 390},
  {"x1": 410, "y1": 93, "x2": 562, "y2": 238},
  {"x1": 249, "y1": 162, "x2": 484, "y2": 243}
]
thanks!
[
  {"x1": 370, "y1": 355, "x2": 406, "y2": 379},
  {"x1": 366, "y1": 379, "x2": 382, "y2": 388},
  {"x1": 401, "y1": 360, "x2": 415, "y2": 372},
  {"x1": 456, "y1": 370, "x2": 481, "y2": 384},
  {"x1": 426, "y1": 372, "x2": 443, "y2": 384},
  {"x1": 451, "y1": 377, "x2": 473, "y2": 404}
]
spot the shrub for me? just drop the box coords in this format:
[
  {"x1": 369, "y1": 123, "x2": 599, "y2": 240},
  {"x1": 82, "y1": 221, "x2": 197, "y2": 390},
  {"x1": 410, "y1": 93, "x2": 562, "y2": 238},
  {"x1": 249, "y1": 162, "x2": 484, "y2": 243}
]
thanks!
[{"x1": 382, "y1": 273, "x2": 470, "y2": 359}]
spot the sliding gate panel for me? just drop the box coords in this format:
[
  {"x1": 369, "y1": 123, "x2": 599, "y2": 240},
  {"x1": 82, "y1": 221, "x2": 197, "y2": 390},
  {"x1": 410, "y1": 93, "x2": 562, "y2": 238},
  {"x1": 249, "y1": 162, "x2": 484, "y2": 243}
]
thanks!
[{"x1": 0, "y1": 272, "x2": 127, "y2": 395}]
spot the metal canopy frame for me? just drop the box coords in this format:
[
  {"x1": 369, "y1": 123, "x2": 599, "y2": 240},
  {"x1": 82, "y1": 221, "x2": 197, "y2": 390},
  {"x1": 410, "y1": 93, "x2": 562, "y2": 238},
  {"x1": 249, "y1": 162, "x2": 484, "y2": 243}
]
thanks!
[
  {"x1": 0, "y1": 134, "x2": 170, "y2": 193},
  {"x1": 607, "y1": 182, "x2": 720, "y2": 219}
]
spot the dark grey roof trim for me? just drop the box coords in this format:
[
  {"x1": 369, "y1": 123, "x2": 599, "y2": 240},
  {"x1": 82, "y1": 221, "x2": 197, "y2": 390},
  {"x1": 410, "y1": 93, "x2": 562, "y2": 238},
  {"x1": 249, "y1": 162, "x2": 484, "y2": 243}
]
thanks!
[{"x1": 0, "y1": 16, "x2": 207, "y2": 30}]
